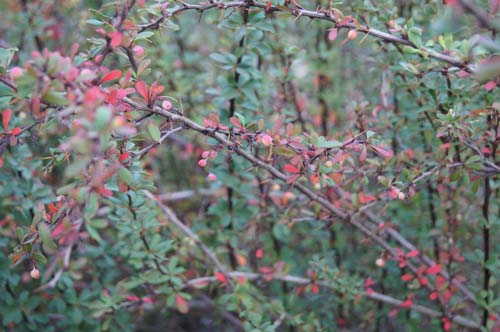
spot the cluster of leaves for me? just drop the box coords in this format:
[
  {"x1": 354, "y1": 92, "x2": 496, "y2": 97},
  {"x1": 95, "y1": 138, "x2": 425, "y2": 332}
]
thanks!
[{"x1": 0, "y1": 0, "x2": 500, "y2": 331}]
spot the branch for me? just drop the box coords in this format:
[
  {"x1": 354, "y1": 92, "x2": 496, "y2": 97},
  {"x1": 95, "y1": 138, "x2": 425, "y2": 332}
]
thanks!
[
  {"x1": 456, "y1": 0, "x2": 500, "y2": 34},
  {"x1": 137, "y1": 1, "x2": 475, "y2": 72},
  {"x1": 183, "y1": 271, "x2": 481, "y2": 330},
  {"x1": 158, "y1": 188, "x2": 221, "y2": 202}
]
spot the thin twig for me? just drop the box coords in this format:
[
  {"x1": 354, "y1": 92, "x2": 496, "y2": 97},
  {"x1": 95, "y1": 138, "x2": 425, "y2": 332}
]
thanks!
[{"x1": 143, "y1": 190, "x2": 235, "y2": 288}]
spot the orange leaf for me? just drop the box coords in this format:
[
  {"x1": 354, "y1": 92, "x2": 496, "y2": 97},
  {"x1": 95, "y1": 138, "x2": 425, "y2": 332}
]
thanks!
[
  {"x1": 99, "y1": 70, "x2": 122, "y2": 84},
  {"x1": 328, "y1": 28, "x2": 338, "y2": 41},
  {"x1": 175, "y1": 294, "x2": 189, "y2": 314},
  {"x1": 214, "y1": 271, "x2": 227, "y2": 284},
  {"x1": 2, "y1": 108, "x2": 12, "y2": 131},
  {"x1": 135, "y1": 81, "x2": 149, "y2": 101},
  {"x1": 235, "y1": 253, "x2": 247, "y2": 266}
]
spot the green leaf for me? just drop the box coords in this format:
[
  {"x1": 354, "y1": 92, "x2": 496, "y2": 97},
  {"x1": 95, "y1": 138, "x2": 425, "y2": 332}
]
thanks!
[
  {"x1": 95, "y1": 106, "x2": 112, "y2": 131},
  {"x1": 32, "y1": 252, "x2": 47, "y2": 266},
  {"x1": 272, "y1": 223, "x2": 290, "y2": 242},
  {"x1": 135, "y1": 31, "x2": 155, "y2": 41},
  {"x1": 118, "y1": 167, "x2": 134, "y2": 185},
  {"x1": 42, "y1": 89, "x2": 69, "y2": 106},
  {"x1": 86, "y1": 19, "x2": 105, "y2": 26},
  {"x1": 86, "y1": 224, "x2": 102, "y2": 242},
  {"x1": 316, "y1": 136, "x2": 342, "y2": 148},
  {"x1": 147, "y1": 123, "x2": 161, "y2": 142},
  {"x1": 38, "y1": 223, "x2": 57, "y2": 250}
]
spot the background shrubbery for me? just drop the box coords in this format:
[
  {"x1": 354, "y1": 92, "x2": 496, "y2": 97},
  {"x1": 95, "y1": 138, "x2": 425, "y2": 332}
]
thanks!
[{"x1": 0, "y1": 0, "x2": 499, "y2": 331}]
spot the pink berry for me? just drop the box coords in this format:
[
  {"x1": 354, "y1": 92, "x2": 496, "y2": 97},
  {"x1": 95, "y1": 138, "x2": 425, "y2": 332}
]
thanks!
[
  {"x1": 30, "y1": 268, "x2": 40, "y2": 279},
  {"x1": 9, "y1": 67, "x2": 23, "y2": 81},
  {"x1": 162, "y1": 100, "x2": 172, "y2": 110},
  {"x1": 208, "y1": 173, "x2": 217, "y2": 181},
  {"x1": 133, "y1": 45, "x2": 145, "y2": 57},
  {"x1": 202, "y1": 151, "x2": 210, "y2": 159},
  {"x1": 198, "y1": 159, "x2": 207, "y2": 167}
]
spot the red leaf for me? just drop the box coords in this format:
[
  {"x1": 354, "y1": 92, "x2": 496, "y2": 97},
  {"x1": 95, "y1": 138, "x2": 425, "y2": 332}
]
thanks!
[
  {"x1": 406, "y1": 250, "x2": 419, "y2": 258},
  {"x1": 484, "y1": 80, "x2": 498, "y2": 91},
  {"x1": 400, "y1": 299, "x2": 413, "y2": 308},
  {"x1": 2, "y1": 108, "x2": 12, "y2": 131},
  {"x1": 492, "y1": 0, "x2": 500, "y2": 15},
  {"x1": 214, "y1": 271, "x2": 227, "y2": 284},
  {"x1": 99, "y1": 69, "x2": 122, "y2": 84},
  {"x1": 401, "y1": 274, "x2": 414, "y2": 282},
  {"x1": 265, "y1": 1, "x2": 272, "y2": 12},
  {"x1": 359, "y1": 144, "x2": 367, "y2": 162},
  {"x1": 426, "y1": 264, "x2": 442, "y2": 275},
  {"x1": 284, "y1": 164, "x2": 300, "y2": 173},
  {"x1": 96, "y1": 186, "x2": 113, "y2": 198},
  {"x1": 119, "y1": 152, "x2": 130, "y2": 163},
  {"x1": 126, "y1": 295, "x2": 140, "y2": 302},
  {"x1": 153, "y1": 83, "x2": 164, "y2": 95},
  {"x1": 370, "y1": 145, "x2": 394, "y2": 159},
  {"x1": 11, "y1": 127, "x2": 22, "y2": 136},
  {"x1": 109, "y1": 31, "x2": 123, "y2": 47},
  {"x1": 359, "y1": 192, "x2": 376, "y2": 204},
  {"x1": 175, "y1": 294, "x2": 189, "y2": 314},
  {"x1": 442, "y1": 317, "x2": 451, "y2": 331},
  {"x1": 135, "y1": 81, "x2": 149, "y2": 101},
  {"x1": 365, "y1": 277, "x2": 375, "y2": 288},
  {"x1": 229, "y1": 117, "x2": 243, "y2": 129}
]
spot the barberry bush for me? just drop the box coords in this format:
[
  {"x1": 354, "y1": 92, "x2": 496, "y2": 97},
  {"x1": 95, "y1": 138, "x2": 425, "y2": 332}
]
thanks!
[{"x1": 0, "y1": 0, "x2": 499, "y2": 331}]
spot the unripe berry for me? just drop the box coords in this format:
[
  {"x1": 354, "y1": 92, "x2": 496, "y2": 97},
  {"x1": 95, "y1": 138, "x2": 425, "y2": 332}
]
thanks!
[
  {"x1": 162, "y1": 100, "x2": 172, "y2": 110},
  {"x1": 259, "y1": 134, "x2": 273, "y2": 147},
  {"x1": 10, "y1": 67, "x2": 23, "y2": 81},
  {"x1": 347, "y1": 29, "x2": 358, "y2": 40},
  {"x1": 375, "y1": 258, "x2": 385, "y2": 267},
  {"x1": 30, "y1": 268, "x2": 40, "y2": 279}
]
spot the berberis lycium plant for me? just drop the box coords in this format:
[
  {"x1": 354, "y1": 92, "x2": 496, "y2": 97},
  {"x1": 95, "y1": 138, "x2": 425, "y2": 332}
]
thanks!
[{"x1": 0, "y1": 0, "x2": 499, "y2": 331}]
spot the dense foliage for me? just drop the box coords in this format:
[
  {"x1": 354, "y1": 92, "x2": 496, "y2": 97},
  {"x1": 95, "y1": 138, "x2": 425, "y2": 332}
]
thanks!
[{"x1": 0, "y1": 0, "x2": 499, "y2": 331}]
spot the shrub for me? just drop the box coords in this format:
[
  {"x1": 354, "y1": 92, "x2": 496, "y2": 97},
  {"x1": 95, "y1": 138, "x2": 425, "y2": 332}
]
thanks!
[{"x1": 0, "y1": 0, "x2": 499, "y2": 331}]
